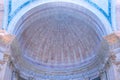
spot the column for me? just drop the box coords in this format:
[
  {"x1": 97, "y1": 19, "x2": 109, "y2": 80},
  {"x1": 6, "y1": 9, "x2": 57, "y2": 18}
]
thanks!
[
  {"x1": 0, "y1": 30, "x2": 14, "y2": 80},
  {"x1": 103, "y1": 31, "x2": 120, "y2": 80}
]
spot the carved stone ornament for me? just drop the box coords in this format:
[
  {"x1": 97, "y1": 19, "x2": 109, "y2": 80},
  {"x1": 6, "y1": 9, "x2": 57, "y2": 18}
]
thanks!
[
  {"x1": 104, "y1": 31, "x2": 120, "y2": 73},
  {"x1": 0, "y1": 30, "x2": 14, "y2": 71}
]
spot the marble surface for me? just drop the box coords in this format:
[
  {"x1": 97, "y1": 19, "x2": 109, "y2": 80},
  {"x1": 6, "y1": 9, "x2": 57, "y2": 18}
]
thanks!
[
  {"x1": 0, "y1": 0, "x2": 4, "y2": 29},
  {"x1": 116, "y1": 0, "x2": 120, "y2": 30}
]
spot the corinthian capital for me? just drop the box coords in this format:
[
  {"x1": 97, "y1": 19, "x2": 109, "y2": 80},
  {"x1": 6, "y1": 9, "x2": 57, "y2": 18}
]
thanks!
[
  {"x1": 0, "y1": 30, "x2": 14, "y2": 67},
  {"x1": 0, "y1": 30, "x2": 14, "y2": 52},
  {"x1": 104, "y1": 31, "x2": 120, "y2": 66}
]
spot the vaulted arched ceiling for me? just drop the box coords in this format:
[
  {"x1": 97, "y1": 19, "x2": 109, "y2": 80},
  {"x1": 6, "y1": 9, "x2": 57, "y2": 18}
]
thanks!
[{"x1": 10, "y1": 2, "x2": 108, "y2": 80}]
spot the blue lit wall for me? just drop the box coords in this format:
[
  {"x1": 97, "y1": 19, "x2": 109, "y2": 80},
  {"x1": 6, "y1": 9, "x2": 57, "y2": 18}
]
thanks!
[
  {"x1": 7, "y1": 0, "x2": 112, "y2": 24},
  {"x1": 85, "y1": 0, "x2": 112, "y2": 25},
  {"x1": 4, "y1": 0, "x2": 115, "y2": 32}
]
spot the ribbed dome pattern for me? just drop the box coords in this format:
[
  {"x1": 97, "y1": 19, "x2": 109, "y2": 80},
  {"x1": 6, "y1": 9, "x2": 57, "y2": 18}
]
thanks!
[
  {"x1": 10, "y1": 2, "x2": 107, "y2": 79},
  {"x1": 18, "y1": 7, "x2": 100, "y2": 68}
]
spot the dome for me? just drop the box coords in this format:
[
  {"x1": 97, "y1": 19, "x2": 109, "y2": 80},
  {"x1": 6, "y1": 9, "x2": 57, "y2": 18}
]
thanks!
[
  {"x1": 11, "y1": 2, "x2": 106, "y2": 79},
  {"x1": 19, "y1": 7, "x2": 100, "y2": 67}
]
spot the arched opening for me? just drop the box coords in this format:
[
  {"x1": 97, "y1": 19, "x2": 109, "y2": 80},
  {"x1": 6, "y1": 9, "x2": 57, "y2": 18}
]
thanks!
[{"x1": 10, "y1": 2, "x2": 109, "y2": 80}]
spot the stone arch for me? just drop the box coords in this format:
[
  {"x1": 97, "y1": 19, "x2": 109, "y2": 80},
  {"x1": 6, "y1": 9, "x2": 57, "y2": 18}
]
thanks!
[
  {"x1": 6, "y1": 0, "x2": 112, "y2": 34},
  {"x1": 8, "y1": 1, "x2": 111, "y2": 80}
]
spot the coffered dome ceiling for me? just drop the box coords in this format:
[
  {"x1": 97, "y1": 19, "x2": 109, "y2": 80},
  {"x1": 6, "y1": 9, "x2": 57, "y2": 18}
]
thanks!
[
  {"x1": 11, "y1": 2, "x2": 107, "y2": 79},
  {"x1": 19, "y1": 7, "x2": 101, "y2": 67}
]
